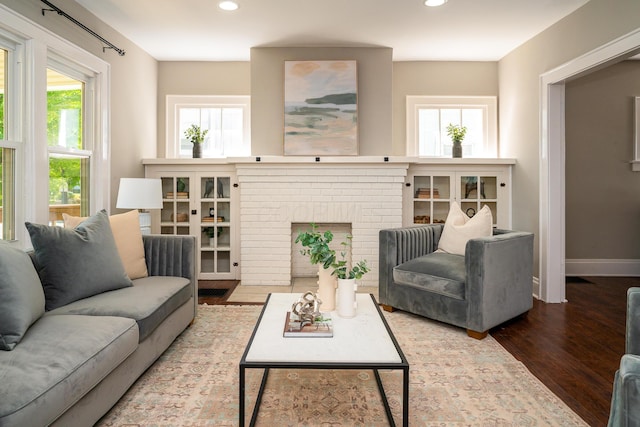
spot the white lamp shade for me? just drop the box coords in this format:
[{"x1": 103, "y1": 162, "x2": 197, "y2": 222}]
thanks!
[{"x1": 116, "y1": 178, "x2": 163, "y2": 210}]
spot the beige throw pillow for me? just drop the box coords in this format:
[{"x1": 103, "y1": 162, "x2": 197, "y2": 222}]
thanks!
[
  {"x1": 437, "y1": 201, "x2": 493, "y2": 256},
  {"x1": 63, "y1": 210, "x2": 148, "y2": 280}
]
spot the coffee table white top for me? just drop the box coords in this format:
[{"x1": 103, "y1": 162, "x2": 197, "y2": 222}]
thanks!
[{"x1": 244, "y1": 293, "x2": 403, "y2": 364}]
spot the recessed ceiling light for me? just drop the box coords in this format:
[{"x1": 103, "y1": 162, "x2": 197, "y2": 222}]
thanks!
[
  {"x1": 218, "y1": 1, "x2": 239, "y2": 11},
  {"x1": 424, "y1": 0, "x2": 447, "y2": 6}
]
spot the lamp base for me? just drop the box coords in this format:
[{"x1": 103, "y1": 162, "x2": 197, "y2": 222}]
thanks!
[{"x1": 139, "y1": 211, "x2": 152, "y2": 235}]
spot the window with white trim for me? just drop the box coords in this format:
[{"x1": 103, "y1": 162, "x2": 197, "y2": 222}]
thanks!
[
  {"x1": 406, "y1": 96, "x2": 497, "y2": 158},
  {"x1": 167, "y1": 95, "x2": 251, "y2": 158},
  {"x1": 0, "y1": 5, "x2": 110, "y2": 246}
]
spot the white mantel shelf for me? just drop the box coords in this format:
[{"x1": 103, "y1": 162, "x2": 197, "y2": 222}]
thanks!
[{"x1": 142, "y1": 156, "x2": 516, "y2": 166}]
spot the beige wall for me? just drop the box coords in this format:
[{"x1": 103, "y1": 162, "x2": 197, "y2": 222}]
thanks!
[
  {"x1": 250, "y1": 47, "x2": 392, "y2": 156},
  {"x1": 565, "y1": 61, "x2": 640, "y2": 259},
  {"x1": 0, "y1": 0, "x2": 158, "y2": 212},
  {"x1": 156, "y1": 61, "x2": 250, "y2": 157},
  {"x1": 499, "y1": 0, "x2": 640, "y2": 275},
  {"x1": 392, "y1": 61, "x2": 499, "y2": 156}
]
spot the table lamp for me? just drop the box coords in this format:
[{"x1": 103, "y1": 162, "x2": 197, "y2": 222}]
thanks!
[{"x1": 116, "y1": 178, "x2": 163, "y2": 234}]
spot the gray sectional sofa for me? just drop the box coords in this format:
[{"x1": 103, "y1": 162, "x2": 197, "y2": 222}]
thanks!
[{"x1": 0, "y1": 234, "x2": 197, "y2": 427}]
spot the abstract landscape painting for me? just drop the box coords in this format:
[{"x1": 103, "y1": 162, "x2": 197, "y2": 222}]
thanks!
[{"x1": 284, "y1": 60, "x2": 358, "y2": 155}]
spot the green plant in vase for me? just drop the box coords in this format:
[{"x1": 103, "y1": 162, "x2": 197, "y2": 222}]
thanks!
[
  {"x1": 295, "y1": 223, "x2": 336, "y2": 270},
  {"x1": 184, "y1": 124, "x2": 208, "y2": 158},
  {"x1": 331, "y1": 234, "x2": 370, "y2": 280},
  {"x1": 446, "y1": 123, "x2": 467, "y2": 159}
]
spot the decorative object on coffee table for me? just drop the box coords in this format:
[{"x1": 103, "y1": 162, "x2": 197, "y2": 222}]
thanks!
[
  {"x1": 295, "y1": 224, "x2": 337, "y2": 310},
  {"x1": 332, "y1": 234, "x2": 370, "y2": 318}
]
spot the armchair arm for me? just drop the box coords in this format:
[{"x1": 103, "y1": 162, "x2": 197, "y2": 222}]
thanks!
[
  {"x1": 142, "y1": 234, "x2": 197, "y2": 317},
  {"x1": 626, "y1": 288, "x2": 640, "y2": 355},
  {"x1": 465, "y1": 230, "x2": 534, "y2": 333},
  {"x1": 609, "y1": 354, "x2": 640, "y2": 427},
  {"x1": 378, "y1": 224, "x2": 444, "y2": 303}
]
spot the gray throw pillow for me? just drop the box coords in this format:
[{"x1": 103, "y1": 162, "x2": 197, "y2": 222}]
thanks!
[
  {"x1": 25, "y1": 210, "x2": 133, "y2": 311},
  {"x1": 0, "y1": 241, "x2": 46, "y2": 350}
]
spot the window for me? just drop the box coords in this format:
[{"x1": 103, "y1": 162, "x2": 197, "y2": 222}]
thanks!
[
  {"x1": 407, "y1": 96, "x2": 497, "y2": 158},
  {"x1": 0, "y1": 45, "x2": 16, "y2": 241},
  {"x1": 167, "y1": 95, "x2": 250, "y2": 158},
  {"x1": 47, "y1": 67, "x2": 89, "y2": 225},
  {"x1": 0, "y1": 6, "x2": 110, "y2": 246}
]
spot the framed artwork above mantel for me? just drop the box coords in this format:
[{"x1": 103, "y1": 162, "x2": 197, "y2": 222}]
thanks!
[{"x1": 283, "y1": 60, "x2": 358, "y2": 156}]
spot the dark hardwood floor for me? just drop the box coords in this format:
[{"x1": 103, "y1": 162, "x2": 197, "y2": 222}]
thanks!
[
  {"x1": 492, "y1": 276, "x2": 637, "y2": 426},
  {"x1": 199, "y1": 276, "x2": 636, "y2": 426}
]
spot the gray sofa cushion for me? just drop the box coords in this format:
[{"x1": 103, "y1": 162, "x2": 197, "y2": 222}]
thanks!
[
  {"x1": 46, "y1": 276, "x2": 192, "y2": 341},
  {"x1": 0, "y1": 314, "x2": 138, "y2": 427},
  {"x1": 0, "y1": 242, "x2": 45, "y2": 351},
  {"x1": 25, "y1": 210, "x2": 132, "y2": 310},
  {"x1": 393, "y1": 252, "x2": 466, "y2": 300}
]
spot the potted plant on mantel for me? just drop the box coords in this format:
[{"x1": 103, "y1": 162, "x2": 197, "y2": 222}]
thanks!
[
  {"x1": 295, "y1": 224, "x2": 337, "y2": 310},
  {"x1": 184, "y1": 124, "x2": 208, "y2": 159},
  {"x1": 446, "y1": 123, "x2": 467, "y2": 159},
  {"x1": 331, "y1": 234, "x2": 370, "y2": 318}
]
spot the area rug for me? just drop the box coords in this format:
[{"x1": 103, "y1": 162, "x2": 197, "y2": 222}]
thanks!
[{"x1": 97, "y1": 305, "x2": 588, "y2": 426}]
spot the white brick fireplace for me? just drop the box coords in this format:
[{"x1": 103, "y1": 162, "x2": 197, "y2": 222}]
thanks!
[{"x1": 236, "y1": 161, "x2": 407, "y2": 287}]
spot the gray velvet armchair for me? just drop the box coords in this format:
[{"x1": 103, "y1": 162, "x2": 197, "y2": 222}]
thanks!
[
  {"x1": 379, "y1": 224, "x2": 534, "y2": 339},
  {"x1": 608, "y1": 287, "x2": 640, "y2": 427}
]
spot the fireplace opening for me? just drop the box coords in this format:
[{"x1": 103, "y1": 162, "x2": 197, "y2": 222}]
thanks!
[{"x1": 291, "y1": 223, "x2": 352, "y2": 279}]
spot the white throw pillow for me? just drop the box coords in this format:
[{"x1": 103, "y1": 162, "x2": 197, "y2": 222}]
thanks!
[{"x1": 437, "y1": 201, "x2": 493, "y2": 256}]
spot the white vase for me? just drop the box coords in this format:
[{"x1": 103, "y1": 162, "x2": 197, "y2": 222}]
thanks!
[
  {"x1": 209, "y1": 237, "x2": 215, "y2": 247},
  {"x1": 317, "y1": 266, "x2": 337, "y2": 311},
  {"x1": 337, "y1": 278, "x2": 357, "y2": 318}
]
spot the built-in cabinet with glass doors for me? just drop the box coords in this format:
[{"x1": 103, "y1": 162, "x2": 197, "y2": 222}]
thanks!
[
  {"x1": 145, "y1": 164, "x2": 238, "y2": 280},
  {"x1": 404, "y1": 164, "x2": 511, "y2": 229}
]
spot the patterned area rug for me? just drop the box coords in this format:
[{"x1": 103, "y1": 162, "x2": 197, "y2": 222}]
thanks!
[{"x1": 97, "y1": 305, "x2": 588, "y2": 426}]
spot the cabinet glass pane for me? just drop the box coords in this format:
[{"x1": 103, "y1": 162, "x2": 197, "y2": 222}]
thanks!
[
  {"x1": 217, "y1": 251, "x2": 231, "y2": 273},
  {"x1": 480, "y1": 176, "x2": 497, "y2": 199},
  {"x1": 201, "y1": 201, "x2": 216, "y2": 222},
  {"x1": 433, "y1": 201, "x2": 449, "y2": 223},
  {"x1": 175, "y1": 202, "x2": 189, "y2": 223},
  {"x1": 160, "y1": 226, "x2": 173, "y2": 235},
  {"x1": 161, "y1": 201, "x2": 174, "y2": 223},
  {"x1": 176, "y1": 226, "x2": 190, "y2": 235},
  {"x1": 201, "y1": 177, "x2": 217, "y2": 199},
  {"x1": 218, "y1": 226, "x2": 231, "y2": 248},
  {"x1": 461, "y1": 202, "x2": 479, "y2": 218},
  {"x1": 433, "y1": 176, "x2": 449, "y2": 199},
  {"x1": 161, "y1": 177, "x2": 173, "y2": 198},
  {"x1": 201, "y1": 226, "x2": 217, "y2": 247},
  {"x1": 484, "y1": 202, "x2": 497, "y2": 224},
  {"x1": 217, "y1": 201, "x2": 230, "y2": 223},
  {"x1": 414, "y1": 176, "x2": 432, "y2": 199},
  {"x1": 201, "y1": 252, "x2": 215, "y2": 273},
  {"x1": 461, "y1": 175, "x2": 481, "y2": 199},
  {"x1": 413, "y1": 201, "x2": 430, "y2": 223},
  {"x1": 218, "y1": 177, "x2": 230, "y2": 198}
]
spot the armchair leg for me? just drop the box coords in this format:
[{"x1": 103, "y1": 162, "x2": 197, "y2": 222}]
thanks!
[
  {"x1": 467, "y1": 329, "x2": 488, "y2": 340},
  {"x1": 381, "y1": 304, "x2": 396, "y2": 312}
]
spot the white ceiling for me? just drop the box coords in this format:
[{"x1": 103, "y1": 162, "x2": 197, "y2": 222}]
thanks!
[{"x1": 75, "y1": 0, "x2": 589, "y2": 62}]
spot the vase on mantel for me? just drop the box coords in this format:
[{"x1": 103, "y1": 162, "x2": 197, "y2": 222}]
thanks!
[
  {"x1": 337, "y1": 278, "x2": 357, "y2": 318},
  {"x1": 452, "y1": 141, "x2": 462, "y2": 158},
  {"x1": 317, "y1": 266, "x2": 337, "y2": 311},
  {"x1": 192, "y1": 143, "x2": 202, "y2": 159}
]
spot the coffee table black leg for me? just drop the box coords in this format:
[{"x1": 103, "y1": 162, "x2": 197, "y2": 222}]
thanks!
[
  {"x1": 249, "y1": 368, "x2": 270, "y2": 427},
  {"x1": 239, "y1": 365, "x2": 245, "y2": 427},
  {"x1": 403, "y1": 367, "x2": 409, "y2": 427},
  {"x1": 374, "y1": 369, "x2": 396, "y2": 427}
]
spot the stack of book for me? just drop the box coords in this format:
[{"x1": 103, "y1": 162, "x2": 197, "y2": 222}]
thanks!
[
  {"x1": 415, "y1": 188, "x2": 439, "y2": 199},
  {"x1": 165, "y1": 191, "x2": 189, "y2": 199},
  {"x1": 283, "y1": 312, "x2": 333, "y2": 338},
  {"x1": 202, "y1": 217, "x2": 216, "y2": 223}
]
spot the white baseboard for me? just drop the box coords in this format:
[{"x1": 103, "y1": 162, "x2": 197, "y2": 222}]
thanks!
[{"x1": 565, "y1": 259, "x2": 640, "y2": 276}]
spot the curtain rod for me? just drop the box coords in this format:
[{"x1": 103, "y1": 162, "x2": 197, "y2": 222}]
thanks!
[{"x1": 40, "y1": 0, "x2": 126, "y2": 56}]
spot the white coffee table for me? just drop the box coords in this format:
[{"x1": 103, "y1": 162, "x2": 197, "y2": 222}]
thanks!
[{"x1": 239, "y1": 293, "x2": 409, "y2": 426}]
